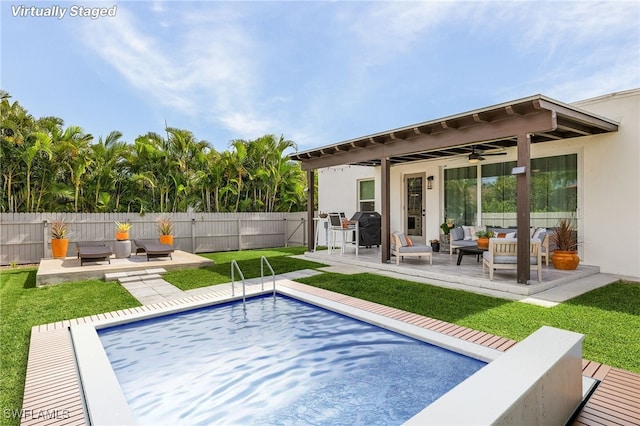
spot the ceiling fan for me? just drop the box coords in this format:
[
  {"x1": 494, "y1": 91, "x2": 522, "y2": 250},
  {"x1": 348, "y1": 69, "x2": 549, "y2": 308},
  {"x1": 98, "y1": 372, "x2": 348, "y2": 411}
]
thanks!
[{"x1": 468, "y1": 146, "x2": 507, "y2": 163}]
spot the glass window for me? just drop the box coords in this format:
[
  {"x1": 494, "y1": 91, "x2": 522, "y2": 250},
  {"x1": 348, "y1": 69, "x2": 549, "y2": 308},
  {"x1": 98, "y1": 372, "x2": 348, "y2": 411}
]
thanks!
[
  {"x1": 481, "y1": 161, "x2": 517, "y2": 227},
  {"x1": 446, "y1": 154, "x2": 578, "y2": 228},
  {"x1": 358, "y1": 180, "x2": 375, "y2": 211},
  {"x1": 444, "y1": 166, "x2": 477, "y2": 226},
  {"x1": 530, "y1": 155, "x2": 578, "y2": 213}
]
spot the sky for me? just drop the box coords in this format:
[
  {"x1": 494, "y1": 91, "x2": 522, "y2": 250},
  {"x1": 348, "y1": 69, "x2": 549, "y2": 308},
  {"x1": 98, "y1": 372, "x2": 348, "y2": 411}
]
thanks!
[{"x1": 2, "y1": 0, "x2": 639, "y2": 153}]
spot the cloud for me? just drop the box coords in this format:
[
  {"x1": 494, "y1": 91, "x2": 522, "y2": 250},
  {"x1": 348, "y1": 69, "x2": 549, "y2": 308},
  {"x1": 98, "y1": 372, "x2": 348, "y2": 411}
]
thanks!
[{"x1": 81, "y1": 2, "x2": 277, "y2": 141}]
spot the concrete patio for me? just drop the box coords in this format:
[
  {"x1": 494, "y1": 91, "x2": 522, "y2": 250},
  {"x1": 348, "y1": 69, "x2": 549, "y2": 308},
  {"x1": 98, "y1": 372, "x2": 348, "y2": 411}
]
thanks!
[{"x1": 303, "y1": 245, "x2": 618, "y2": 305}]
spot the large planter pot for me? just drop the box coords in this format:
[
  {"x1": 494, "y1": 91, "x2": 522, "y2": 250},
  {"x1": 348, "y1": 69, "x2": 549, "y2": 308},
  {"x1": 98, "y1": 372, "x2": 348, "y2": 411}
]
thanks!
[
  {"x1": 476, "y1": 237, "x2": 489, "y2": 249},
  {"x1": 51, "y1": 238, "x2": 69, "y2": 258},
  {"x1": 430, "y1": 242, "x2": 440, "y2": 252},
  {"x1": 159, "y1": 235, "x2": 174, "y2": 245},
  {"x1": 551, "y1": 250, "x2": 580, "y2": 270},
  {"x1": 115, "y1": 232, "x2": 129, "y2": 241}
]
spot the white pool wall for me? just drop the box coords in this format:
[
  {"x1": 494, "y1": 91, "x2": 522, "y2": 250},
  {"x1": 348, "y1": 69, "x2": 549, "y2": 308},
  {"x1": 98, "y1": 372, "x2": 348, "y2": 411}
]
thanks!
[{"x1": 405, "y1": 325, "x2": 585, "y2": 425}]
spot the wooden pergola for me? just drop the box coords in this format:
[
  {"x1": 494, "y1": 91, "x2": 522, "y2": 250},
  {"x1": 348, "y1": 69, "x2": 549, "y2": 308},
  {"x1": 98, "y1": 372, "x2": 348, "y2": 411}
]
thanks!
[{"x1": 290, "y1": 94, "x2": 618, "y2": 283}]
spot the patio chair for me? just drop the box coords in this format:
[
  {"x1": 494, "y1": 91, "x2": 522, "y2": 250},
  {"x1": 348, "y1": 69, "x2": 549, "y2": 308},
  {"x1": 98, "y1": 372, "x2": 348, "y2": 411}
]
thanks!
[
  {"x1": 482, "y1": 238, "x2": 542, "y2": 282},
  {"x1": 391, "y1": 232, "x2": 432, "y2": 265},
  {"x1": 133, "y1": 239, "x2": 174, "y2": 261},
  {"x1": 76, "y1": 241, "x2": 112, "y2": 266}
]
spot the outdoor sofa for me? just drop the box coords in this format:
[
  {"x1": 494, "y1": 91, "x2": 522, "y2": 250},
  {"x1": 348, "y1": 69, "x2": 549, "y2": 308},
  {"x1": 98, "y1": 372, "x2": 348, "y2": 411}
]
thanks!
[
  {"x1": 133, "y1": 239, "x2": 174, "y2": 261},
  {"x1": 449, "y1": 225, "x2": 551, "y2": 266}
]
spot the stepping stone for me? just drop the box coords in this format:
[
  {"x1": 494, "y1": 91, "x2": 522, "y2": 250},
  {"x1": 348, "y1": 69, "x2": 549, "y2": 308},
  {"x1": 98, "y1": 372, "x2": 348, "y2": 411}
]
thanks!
[
  {"x1": 144, "y1": 268, "x2": 167, "y2": 275},
  {"x1": 119, "y1": 276, "x2": 144, "y2": 283},
  {"x1": 138, "y1": 274, "x2": 163, "y2": 281},
  {"x1": 104, "y1": 272, "x2": 128, "y2": 281}
]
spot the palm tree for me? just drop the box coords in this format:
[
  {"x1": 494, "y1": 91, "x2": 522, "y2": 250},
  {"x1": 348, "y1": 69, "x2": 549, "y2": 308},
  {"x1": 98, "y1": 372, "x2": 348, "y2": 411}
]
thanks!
[
  {"x1": 21, "y1": 131, "x2": 52, "y2": 211},
  {"x1": 1, "y1": 93, "x2": 37, "y2": 211},
  {"x1": 51, "y1": 125, "x2": 94, "y2": 212},
  {"x1": 227, "y1": 140, "x2": 249, "y2": 212},
  {"x1": 90, "y1": 131, "x2": 128, "y2": 211}
]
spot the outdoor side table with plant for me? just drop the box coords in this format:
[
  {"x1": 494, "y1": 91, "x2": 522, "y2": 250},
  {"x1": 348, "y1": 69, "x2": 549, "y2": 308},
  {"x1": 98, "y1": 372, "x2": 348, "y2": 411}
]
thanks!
[{"x1": 114, "y1": 221, "x2": 132, "y2": 258}]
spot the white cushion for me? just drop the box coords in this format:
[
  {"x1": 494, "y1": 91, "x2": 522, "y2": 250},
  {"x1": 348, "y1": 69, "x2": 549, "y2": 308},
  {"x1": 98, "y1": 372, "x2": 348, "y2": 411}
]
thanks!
[
  {"x1": 393, "y1": 232, "x2": 409, "y2": 247},
  {"x1": 462, "y1": 226, "x2": 475, "y2": 241},
  {"x1": 533, "y1": 227, "x2": 547, "y2": 239},
  {"x1": 472, "y1": 225, "x2": 485, "y2": 241}
]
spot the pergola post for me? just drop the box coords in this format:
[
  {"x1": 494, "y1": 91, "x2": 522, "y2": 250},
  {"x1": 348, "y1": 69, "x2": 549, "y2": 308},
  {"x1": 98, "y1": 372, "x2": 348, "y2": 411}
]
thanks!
[
  {"x1": 381, "y1": 156, "x2": 391, "y2": 263},
  {"x1": 516, "y1": 133, "x2": 531, "y2": 284},
  {"x1": 306, "y1": 169, "x2": 315, "y2": 252}
]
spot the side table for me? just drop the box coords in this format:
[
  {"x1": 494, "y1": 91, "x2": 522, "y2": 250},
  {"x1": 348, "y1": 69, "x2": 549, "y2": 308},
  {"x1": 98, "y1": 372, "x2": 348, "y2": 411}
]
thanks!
[{"x1": 114, "y1": 240, "x2": 131, "y2": 259}]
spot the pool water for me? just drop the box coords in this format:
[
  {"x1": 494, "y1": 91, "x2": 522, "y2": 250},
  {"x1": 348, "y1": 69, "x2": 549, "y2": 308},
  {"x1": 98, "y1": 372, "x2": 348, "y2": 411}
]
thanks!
[{"x1": 98, "y1": 296, "x2": 485, "y2": 425}]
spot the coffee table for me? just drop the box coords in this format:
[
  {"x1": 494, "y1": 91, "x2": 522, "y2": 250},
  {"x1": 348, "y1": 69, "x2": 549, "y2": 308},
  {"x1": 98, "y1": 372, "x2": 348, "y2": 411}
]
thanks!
[{"x1": 456, "y1": 245, "x2": 487, "y2": 265}]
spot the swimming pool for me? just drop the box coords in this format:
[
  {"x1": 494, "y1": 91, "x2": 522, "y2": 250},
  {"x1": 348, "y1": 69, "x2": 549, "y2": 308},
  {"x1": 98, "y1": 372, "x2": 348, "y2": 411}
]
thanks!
[
  {"x1": 69, "y1": 282, "x2": 587, "y2": 425},
  {"x1": 98, "y1": 295, "x2": 486, "y2": 425}
]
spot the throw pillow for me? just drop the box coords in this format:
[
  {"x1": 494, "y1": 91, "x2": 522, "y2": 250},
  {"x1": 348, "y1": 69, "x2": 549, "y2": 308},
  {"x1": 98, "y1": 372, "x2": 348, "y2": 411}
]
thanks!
[
  {"x1": 451, "y1": 227, "x2": 464, "y2": 241},
  {"x1": 533, "y1": 227, "x2": 547, "y2": 239},
  {"x1": 506, "y1": 232, "x2": 516, "y2": 239},
  {"x1": 497, "y1": 232, "x2": 508, "y2": 238},
  {"x1": 405, "y1": 235, "x2": 413, "y2": 246},
  {"x1": 472, "y1": 225, "x2": 485, "y2": 241},
  {"x1": 462, "y1": 225, "x2": 475, "y2": 241},
  {"x1": 397, "y1": 233, "x2": 408, "y2": 247}
]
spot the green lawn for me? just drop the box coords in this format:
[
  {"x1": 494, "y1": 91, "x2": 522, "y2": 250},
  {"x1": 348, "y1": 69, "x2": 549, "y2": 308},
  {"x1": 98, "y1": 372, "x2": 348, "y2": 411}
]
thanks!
[
  {"x1": 0, "y1": 268, "x2": 140, "y2": 426},
  {"x1": 297, "y1": 272, "x2": 640, "y2": 373},
  {"x1": 163, "y1": 246, "x2": 326, "y2": 290},
  {"x1": 1, "y1": 249, "x2": 638, "y2": 426}
]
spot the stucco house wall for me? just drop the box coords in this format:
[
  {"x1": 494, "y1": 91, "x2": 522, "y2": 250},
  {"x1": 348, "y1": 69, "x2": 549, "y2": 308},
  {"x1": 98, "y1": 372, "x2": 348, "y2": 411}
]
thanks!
[{"x1": 317, "y1": 89, "x2": 639, "y2": 278}]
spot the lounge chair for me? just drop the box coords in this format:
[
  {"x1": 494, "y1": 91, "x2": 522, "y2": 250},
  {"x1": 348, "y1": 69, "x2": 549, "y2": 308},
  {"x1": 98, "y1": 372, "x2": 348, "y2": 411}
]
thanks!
[
  {"x1": 76, "y1": 241, "x2": 112, "y2": 266},
  {"x1": 133, "y1": 239, "x2": 174, "y2": 261}
]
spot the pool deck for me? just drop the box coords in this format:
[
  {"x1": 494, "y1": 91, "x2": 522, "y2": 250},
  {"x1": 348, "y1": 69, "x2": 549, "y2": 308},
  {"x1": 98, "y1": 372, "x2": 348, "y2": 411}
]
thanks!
[
  {"x1": 19, "y1": 280, "x2": 639, "y2": 426},
  {"x1": 35, "y1": 250, "x2": 213, "y2": 286}
]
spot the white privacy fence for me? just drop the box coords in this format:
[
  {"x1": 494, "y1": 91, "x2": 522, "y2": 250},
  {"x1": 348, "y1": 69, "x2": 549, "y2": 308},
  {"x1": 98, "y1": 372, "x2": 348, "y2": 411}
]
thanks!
[{"x1": 0, "y1": 212, "x2": 308, "y2": 265}]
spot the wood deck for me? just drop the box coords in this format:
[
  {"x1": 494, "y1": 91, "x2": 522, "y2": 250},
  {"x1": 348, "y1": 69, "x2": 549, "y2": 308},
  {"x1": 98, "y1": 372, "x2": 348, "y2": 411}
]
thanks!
[{"x1": 20, "y1": 281, "x2": 639, "y2": 425}]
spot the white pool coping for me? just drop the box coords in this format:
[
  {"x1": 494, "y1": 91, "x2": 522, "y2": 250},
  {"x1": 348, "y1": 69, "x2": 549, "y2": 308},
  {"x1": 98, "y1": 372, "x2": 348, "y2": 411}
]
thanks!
[{"x1": 70, "y1": 284, "x2": 589, "y2": 425}]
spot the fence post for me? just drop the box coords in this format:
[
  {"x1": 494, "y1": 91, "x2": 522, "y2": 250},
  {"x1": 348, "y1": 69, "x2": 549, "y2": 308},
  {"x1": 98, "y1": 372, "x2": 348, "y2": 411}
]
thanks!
[
  {"x1": 283, "y1": 218, "x2": 288, "y2": 247},
  {"x1": 191, "y1": 218, "x2": 196, "y2": 253},
  {"x1": 42, "y1": 220, "x2": 48, "y2": 258},
  {"x1": 302, "y1": 217, "x2": 306, "y2": 246},
  {"x1": 238, "y1": 217, "x2": 242, "y2": 251}
]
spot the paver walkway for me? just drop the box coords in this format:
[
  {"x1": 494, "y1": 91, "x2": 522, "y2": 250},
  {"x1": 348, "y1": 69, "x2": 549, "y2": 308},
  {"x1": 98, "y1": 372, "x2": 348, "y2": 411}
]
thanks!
[{"x1": 109, "y1": 268, "x2": 323, "y2": 305}]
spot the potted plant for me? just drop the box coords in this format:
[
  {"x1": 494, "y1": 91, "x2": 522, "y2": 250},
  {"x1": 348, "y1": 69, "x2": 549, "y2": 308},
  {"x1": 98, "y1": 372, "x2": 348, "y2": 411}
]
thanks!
[
  {"x1": 50, "y1": 218, "x2": 69, "y2": 259},
  {"x1": 440, "y1": 222, "x2": 452, "y2": 235},
  {"x1": 440, "y1": 221, "x2": 453, "y2": 244},
  {"x1": 550, "y1": 218, "x2": 580, "y2": 270},
  {"x1": 475, "y1": 230, "x2": 495, "y2": 249},
  {"x1": 430, "y1": 239, "x2": 440, "y2": 252},
  {"x1": 115, "y1": 221, "x2": 132, "y2": 241},
  {"x1": 157, "y1": 216, "x2": 174, "y2": 245}
]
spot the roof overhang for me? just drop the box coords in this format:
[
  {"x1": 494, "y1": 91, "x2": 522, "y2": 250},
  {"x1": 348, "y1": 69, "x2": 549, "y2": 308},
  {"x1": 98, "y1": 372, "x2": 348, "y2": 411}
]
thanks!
[{"x1": 290, "y1": 94, "x2": 619, "y2": 170}]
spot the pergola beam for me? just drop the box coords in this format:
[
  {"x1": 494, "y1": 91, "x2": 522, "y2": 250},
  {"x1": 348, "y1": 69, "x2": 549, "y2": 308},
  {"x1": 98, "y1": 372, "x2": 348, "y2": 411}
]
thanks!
[{"x1": 298, "y1": 111, "x2": 556, "y2": 170}]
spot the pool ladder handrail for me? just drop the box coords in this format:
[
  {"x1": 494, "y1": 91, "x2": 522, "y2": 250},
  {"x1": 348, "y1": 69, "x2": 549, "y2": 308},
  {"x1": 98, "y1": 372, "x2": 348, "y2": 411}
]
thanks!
[
  {"x1": 260, "y1": 256, "x2": 277, "y2": 300},
  {"x1": 231, "y1": 257, "x2": 277, "y2": 308},
  {"x1": 230, "y1": 260, "x2": 246, "y2": 305}
]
